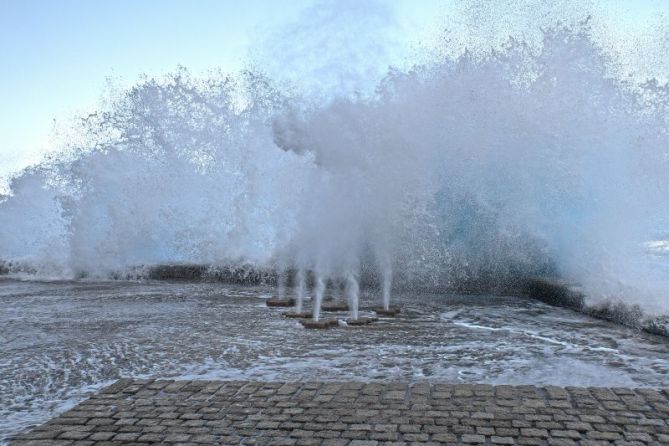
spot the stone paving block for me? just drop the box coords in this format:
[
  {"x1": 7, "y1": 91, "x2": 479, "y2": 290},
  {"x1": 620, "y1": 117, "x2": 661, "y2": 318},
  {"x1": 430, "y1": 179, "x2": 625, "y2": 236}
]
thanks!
[
  {"x1": 490, "y1": 436, "x2": 515, "y2": 444},
  {"x1": 10, "y1": 379, "x2": 669, "y2": 445}
]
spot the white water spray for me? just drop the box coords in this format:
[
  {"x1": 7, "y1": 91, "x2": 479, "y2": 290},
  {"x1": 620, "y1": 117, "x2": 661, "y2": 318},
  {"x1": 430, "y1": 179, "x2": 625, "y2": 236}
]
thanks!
[
  {"x1": 0, "y1": 7, "x2": 668, "y2": 314},
  {"x1": 295, "y1": 268, "x2": 306, "y2": 313},
  {"x1": 382, "y1": 267, "x2": 392, "y2": 311},
  {"x1": 346, "y1": 273, "x2": 360, "y2": 320},
  {"x1": 313, "y1": 275, "x2": 326, "y2": 321},
  {"x1": 277, "y1": 266, "x2": 287, "y2": 299}
]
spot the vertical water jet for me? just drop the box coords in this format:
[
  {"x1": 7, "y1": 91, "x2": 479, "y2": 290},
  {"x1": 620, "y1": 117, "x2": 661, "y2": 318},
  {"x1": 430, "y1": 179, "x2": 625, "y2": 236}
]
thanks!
[
  {"x1": 295, "y1": 268, "x2": 306, "y2": 313},
  {"x1": 382, "y1": 266, "x2": 392, "y2": 311},
  {"x1": 346, "y1": 272, "x2": 360, "y2": 320},
  {"x1": 313, "y1": 274, "x2": 325, "y2": 321}
]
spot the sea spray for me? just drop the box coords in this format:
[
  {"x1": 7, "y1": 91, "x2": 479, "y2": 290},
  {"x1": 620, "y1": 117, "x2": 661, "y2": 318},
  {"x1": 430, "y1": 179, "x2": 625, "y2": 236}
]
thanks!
[
  {"x1": 277, "y1": 269, "x2": 287, "y2": 299},
  {"x1": 0, "y1": 23, "x2": 667, "y2": 313}
]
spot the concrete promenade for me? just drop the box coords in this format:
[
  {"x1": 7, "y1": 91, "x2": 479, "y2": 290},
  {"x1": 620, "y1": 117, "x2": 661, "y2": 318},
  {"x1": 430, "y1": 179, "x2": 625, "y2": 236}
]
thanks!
[{"x1": 11, "y1": 379, "x2": 669, "y2": 445}]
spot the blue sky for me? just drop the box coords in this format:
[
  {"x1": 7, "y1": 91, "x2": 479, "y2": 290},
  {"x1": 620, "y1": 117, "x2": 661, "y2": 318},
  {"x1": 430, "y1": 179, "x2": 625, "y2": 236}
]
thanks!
[
  {"x1": 0, "y1": 0, "x2": 667, "y2": 187},
  {"x1": 0, "y1": 0, "x2": 310, "y2": 179},
  {"x1": 0, "y1": 0, "x2": 444, "y2": 182}
]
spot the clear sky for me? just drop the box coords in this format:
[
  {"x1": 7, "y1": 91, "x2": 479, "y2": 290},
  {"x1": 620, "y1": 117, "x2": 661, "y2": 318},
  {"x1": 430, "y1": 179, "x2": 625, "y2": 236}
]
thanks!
[
  {"x1": 0, "y1": 0, "x2": 311, "y2": 180},
  {"x1": 0, "y1": 0, "x2": 667, "y2": 188},
  {"x1": 0, "y1": 0, "x2": 446, "y2": 182}
]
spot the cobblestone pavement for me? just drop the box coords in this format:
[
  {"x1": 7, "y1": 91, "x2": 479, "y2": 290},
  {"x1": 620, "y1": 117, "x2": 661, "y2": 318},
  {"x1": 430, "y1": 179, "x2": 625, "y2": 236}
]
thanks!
[{"x1": 11, "y1": 379, "x2": 669, "y2": 445}]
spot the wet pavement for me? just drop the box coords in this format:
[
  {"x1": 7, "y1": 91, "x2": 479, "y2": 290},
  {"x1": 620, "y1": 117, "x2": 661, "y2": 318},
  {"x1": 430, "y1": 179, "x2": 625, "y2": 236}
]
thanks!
[{"x1": 2, "y1": 279, "x2": 669, "y2": 443}]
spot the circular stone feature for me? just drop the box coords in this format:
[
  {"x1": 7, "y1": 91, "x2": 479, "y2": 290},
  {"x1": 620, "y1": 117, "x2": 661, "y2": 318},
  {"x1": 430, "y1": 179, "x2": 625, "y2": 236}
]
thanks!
[
  {"x1": 266, "y1": 297, "x2": 296, "y2": 307},
  {"x1": 373, "y1": 306, "x2": 401, "y2": 316},
  {"x1": 346, "y1": 316, "x2": 378, "y2": 326},
  {"x1": 282, "y1": 311, "x2": 311, "y2": 319},
  {"x1": 321, "y1": 302, "x2": 349, "y2": 311},
  {"x1": 299, "y1": 319, "x2": 339, "y2": 329}
]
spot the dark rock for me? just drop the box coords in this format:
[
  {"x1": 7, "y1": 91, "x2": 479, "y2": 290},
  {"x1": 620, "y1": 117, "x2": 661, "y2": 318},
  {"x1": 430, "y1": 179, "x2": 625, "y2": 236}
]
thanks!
[
  {"x1": 300, "y1": 319, "x2": 338, "y2": 329},
  {"x1": 148, "y1": 264, "x2": 208, "y2": 281},
  {"x1": 266, "y1": 297, "x2": 296, "y2": 307},
  {"x1": 346, "y1": 317, "x2": 378, "y2": 326},
  {"x1": 524, "y1": 278, "x2": 669, "y2": 339},
  {"x1": 524, "y1": 278, "x2": 584, "y2": 311},
  {"x1": 644, "y1": 316, "x2": 669, "y2": 337},
  {"x1": 586, "y1": 301, "x2": 644, "y2": 328}
]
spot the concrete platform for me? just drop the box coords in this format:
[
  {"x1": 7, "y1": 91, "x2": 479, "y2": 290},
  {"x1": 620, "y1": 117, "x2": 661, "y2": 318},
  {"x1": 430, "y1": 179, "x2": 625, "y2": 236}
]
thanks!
[{"x1": 10, "y1": 379, "x2": 669, "y2": 445}]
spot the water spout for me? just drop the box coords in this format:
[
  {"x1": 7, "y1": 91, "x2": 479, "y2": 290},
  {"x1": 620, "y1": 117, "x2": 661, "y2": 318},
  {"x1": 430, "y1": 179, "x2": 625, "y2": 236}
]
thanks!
[
  {"x1": 313, "y1": 275, "x2": 326, "y2": 321},
  {"x1": 346, "y1": 272, "x2": 360, "y2": 320},
  {"x1": 382, "y1": 267, "x2": 392, "y2": 311},
  {"x1": 0, "y1": 19, "x2": 667, "y2": 313},
  {"x1": 295, "y1": 268, "x2": 306, "y2": 313}
]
